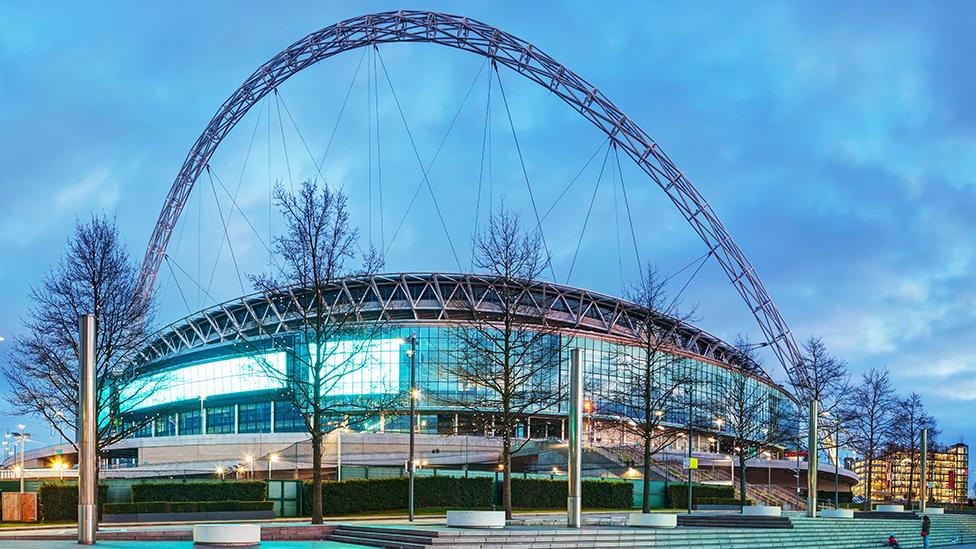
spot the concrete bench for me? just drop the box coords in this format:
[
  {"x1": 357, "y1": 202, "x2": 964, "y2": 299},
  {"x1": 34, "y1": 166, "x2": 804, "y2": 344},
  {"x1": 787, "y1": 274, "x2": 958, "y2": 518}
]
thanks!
[
  {"x1": 742, "y1": 505, "x2": 782, "y2": 517},
  {"x1": 820, "y1": 508, "x2": 855, "y2": 518},
  {"x1": 192, "y1": 524, "x2": 261, "y2": 547},
  {"x1": 627, "y1": 513, "x2": 677, "y2": 528},
  {"x1": 923, "y1": 507, "x2": 944, "y2": 515},
  {"x1": 446, "y1": 510, "x2": 506, "y2": 528},
  {"x1": 876, "y1": 504, "x2": 905, "y2": 512}
]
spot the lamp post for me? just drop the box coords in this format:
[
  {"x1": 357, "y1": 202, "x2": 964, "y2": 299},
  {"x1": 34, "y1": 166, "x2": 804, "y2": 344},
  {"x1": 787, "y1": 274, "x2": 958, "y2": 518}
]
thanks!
[
  {"x1": 763, "y1": 451, "x2": 772, "y2": 494},
  {"x1": 269, "y1": 453, "x2": 279, "y2": 480},
  {"x1": 244, "y1": 454, "x2": 254, "y2": 479},
  {"x1": 12, "y1": 426, "x2": 29, "y2": 493},
  {"x1": 406, "y1": 334, "x2": 417, "y2": 522}
]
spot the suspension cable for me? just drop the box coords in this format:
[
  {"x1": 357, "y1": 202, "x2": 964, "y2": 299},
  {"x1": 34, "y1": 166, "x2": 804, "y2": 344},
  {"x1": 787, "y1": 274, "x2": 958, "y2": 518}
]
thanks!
[
  {"x1": 313, "y1": 48, "x2": 368, "y2": 187},
  {"x1": 539, "y1": 137, "x2": 610, "y2": 224},
  {"x1": 376, "y1": 48, "x2": 487, "y2": 268},
  {"x1": 205, "y1": 165, "x2": 246, "y2": 294},
  {"x1": 493, "y1": 61, "x2": 557, "y2": 282},
  {"x1": 373, "y1": 46, "x2": 385, "y2": 255},
  {"x1": 163, "y1": 255, "x2": 194, "y2": 316},
  {"x1": 613, "y1": 144, "x2": 643, "y2": 274},
  {"x1": 471, "y1": 65, "x2": 492, "y2": 267},
  {"x1": 567, "y1": 143, "x2": 613, "y2": 283},
  {"x1": 273, "y1": 90, "x2": 294, "y2": 192}
]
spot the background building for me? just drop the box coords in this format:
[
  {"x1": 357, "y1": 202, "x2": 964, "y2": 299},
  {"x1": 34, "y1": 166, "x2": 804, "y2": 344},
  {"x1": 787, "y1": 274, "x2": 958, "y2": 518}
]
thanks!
[{"x1": 851, "y1": 443, "x2": 969, "y2": 504}]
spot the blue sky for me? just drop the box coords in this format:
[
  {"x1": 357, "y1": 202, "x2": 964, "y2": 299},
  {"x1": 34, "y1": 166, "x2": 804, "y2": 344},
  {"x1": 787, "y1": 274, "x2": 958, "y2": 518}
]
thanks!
[{"x1": 0, "y1": 2, "x2": 973, "y2": 487}]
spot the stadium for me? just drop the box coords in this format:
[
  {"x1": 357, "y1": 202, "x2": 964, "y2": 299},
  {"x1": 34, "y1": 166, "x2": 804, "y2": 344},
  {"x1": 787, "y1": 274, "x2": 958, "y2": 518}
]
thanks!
[{"x1": 4, "y1": 11, "x2": 862, "y2": 508}]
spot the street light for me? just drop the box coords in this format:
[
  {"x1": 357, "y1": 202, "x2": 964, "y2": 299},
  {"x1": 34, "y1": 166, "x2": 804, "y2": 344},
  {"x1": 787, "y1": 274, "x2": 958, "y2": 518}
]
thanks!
[
  {"x1": 268, "y1": 453, "x2": 279, "y2": 480},
  {"x1": 12, "y1": 428, "x2": 30, "y2": 493},
  {"x1": 215, "y1": 466, "x2": 226, "y2": 480},
  {"x1": 244, "y1": 454, "x2": 254, "y2": 479}
]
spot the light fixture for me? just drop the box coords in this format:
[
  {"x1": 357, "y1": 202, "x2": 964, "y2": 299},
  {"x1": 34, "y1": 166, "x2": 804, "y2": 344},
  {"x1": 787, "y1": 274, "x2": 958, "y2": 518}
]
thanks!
[
  {"x1": 270, "y1": 454, "x2": 279, "y2": 463},
  {"x1": 551, "y1": 466, "x2": 560, "y2": 475}
]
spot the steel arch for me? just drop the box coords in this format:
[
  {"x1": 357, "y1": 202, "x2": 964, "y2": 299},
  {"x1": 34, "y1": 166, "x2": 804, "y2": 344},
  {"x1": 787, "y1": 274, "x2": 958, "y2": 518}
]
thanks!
[{"x1": 140, "y1": 10, "x2": 804, "y2": 384}]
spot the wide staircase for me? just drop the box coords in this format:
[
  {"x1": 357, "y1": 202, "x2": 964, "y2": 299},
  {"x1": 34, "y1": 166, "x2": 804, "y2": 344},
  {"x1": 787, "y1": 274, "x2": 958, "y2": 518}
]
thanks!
[
  {"x1": 326, "y1": 513, "x2": 976, "y2": 548},
  {"x1": 600, "y1": 445, "x2": 807, "y2": 511}
]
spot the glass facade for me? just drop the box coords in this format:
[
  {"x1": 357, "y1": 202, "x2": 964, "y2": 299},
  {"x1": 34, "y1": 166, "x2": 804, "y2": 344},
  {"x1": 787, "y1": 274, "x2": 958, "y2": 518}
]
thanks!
[
  {"x1": 851, "y1": 443, "x2": 970, "y2": 504},
  {"x1": 123, "y1": 325, "x2": 790, "y2": 440},
  {"x1": 238, "y1": 402, "x2": 272, "y2": 433},
  {"x1": 206, "y1": 405, "x2": 235, "y2": 434}
]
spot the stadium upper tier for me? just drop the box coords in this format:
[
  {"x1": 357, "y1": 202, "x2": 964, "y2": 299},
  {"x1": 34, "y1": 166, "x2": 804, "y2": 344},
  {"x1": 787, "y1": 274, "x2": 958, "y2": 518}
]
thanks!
[
  {"x1": 116, "y1": 273, "x2": 791, "y2": 439},
  {"x1": 138, "y1": 272, "x2": 772, "y2": 380}
]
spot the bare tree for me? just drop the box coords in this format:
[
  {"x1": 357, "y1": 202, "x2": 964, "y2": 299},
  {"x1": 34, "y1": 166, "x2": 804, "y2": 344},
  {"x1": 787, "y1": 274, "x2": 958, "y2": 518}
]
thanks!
[
  {"x1": 790, "y1": 337, "x2": 851, "y2": 507},
  {"x1": 245, "y1": 180, "x2": 388, "y2": 525},
  {"x1": 601, "y1": 265, "x2": 695, "y2": 513},
  {"x1": 438, "y1": 206, "x2": 562, "y2": 519},
  {"x1": 891, "y1": 393, "x2": 939, "y2": 507},
  {"x1": 706, "y1": 340, "x2": 792, "y2": 507},
  {"x1": 844, "y1": 367, "x2": 896, "y2": 510},
  {"x1": 3, "y1": 215, "x2": 158, "y2": 469}
]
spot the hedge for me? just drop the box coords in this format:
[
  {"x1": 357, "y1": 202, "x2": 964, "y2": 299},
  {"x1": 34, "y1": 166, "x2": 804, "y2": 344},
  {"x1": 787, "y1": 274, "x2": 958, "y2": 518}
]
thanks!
[
  {"x1": 303, "y1": 476, "x2": 492, "y2": 515},
  {"x1": 510, "y1": 478, "x2": 633, "y2": 509},
  {"x1": 666, "y1": 483, "x2": 734, "y2": 508},
  {"x1": 37, "y1": 483, "x2": 110, "y2": 522},
  {"x1": 131, "y1": 481, "x2": 267, "y2": 503},
  {"x1": 103, "y1": 501, "x2": 273, "y2": 515}
]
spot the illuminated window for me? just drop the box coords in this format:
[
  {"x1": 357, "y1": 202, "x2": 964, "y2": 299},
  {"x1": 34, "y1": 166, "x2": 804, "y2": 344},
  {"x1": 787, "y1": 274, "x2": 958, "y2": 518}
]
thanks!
[
  {"x1": 274, "y1": 401, "x2": 305, "y2": 433},
  {"x1": 308, "y1": 339, "x2": 401, "y2": 396},
  {"x1": 124, "y1": 351, "x2": 287, "y2": 411}
]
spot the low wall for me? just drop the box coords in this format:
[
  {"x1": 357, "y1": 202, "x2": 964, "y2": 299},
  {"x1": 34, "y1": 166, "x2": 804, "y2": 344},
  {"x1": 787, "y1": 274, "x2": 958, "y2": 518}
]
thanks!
[{"x1": 103, "y1": 510, "x2": 275, "y2": 523}]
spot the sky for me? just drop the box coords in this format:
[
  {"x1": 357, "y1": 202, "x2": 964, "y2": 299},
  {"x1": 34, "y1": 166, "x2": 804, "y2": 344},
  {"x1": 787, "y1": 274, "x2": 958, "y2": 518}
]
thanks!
[{"x1": 0, "y1": 2, "x2": 973, "y2": 490}]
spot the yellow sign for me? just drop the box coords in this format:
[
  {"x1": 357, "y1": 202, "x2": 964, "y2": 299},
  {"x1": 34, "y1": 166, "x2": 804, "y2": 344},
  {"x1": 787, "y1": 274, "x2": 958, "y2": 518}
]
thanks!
[{"x1": 684, "y1": 457, "x2": 698, "y2": 470}]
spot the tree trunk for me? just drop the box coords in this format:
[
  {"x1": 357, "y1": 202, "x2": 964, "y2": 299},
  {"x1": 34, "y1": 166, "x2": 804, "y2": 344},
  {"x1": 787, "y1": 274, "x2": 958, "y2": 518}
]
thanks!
[
  {"x1": 739, "y1": 453, "x2": 748, "y2": 507},
  {"x1": 907, "y1": 450, "x2": 916, "y2": 508},
  {"x1": 502, "y1": 433, "x2": 512, "y2": 520},
  {"x1": 642, "y1": 434, "x2": 652, "y2": 513},
  {"x1": 865, "y1": 462, "x2": 872, "y2": 512},
  {"x1": 311, "y1": 430, "x2": 323, "y2": 524}
]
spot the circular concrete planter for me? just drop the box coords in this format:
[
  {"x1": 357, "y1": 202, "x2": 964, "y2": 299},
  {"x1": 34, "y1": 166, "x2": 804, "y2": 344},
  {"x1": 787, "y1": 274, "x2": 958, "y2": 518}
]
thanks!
[
  {"x1": 447, "y1": 510, "x2": 506, "y2": 528},
  {"x1": 626, "y1": 513, "x2": 677, "y2": 528},
  {"x1": 820, "y1": 509, "x2": 855, "y2": 518},
  {"x1": 923, "y1": 507, "x2": 944, "y2": 515},
  {"x1": 876, "y1": 504, "x2": 905, "y2": 512},
  {"x1": 192, "y1": 524, "x2": 260, "y2": 547},
  {"x1": 742, "y1": 505, "x2": 781, "y2": 517}
]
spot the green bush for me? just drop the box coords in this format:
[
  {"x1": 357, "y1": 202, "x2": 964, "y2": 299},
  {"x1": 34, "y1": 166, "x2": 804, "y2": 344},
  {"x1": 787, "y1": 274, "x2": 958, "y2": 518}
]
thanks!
[
  {"x1": 131, "y1": 481, "x2": 266, "y2": 503},
  {"x1": 302, "y1": 476, "x2": 492, "y2": 515},
  {"x1": 509, "y1": 478, "x2": 633, "y2": 509},
  {"x1": 37, "y1": 483, "x2": 110, "y2": 522},
  {"x1": 103, "y1": 500, "x2": 274, "y2": 515},
  {"x1": 666, "y1": 483, "x2": 734, "y2": 508}
]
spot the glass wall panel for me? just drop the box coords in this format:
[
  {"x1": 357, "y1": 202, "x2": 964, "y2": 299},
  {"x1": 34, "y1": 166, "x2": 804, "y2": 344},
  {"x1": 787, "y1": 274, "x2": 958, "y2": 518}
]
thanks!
[
  {"x1": 274, "y1": 401, "x2": 305, "y2": 433},
  {"x1": 180, "y1": 409, "x2": 202, "y2": 435},
  {"x1": 207, "y1": 405, "x2": 235, "y2": 434},
  {"x1": 125, "y1": 351, "x2": 287, "y2": 411},
  {"x1": 238, "y1": 402, "x2": 271, "y2": 433}
]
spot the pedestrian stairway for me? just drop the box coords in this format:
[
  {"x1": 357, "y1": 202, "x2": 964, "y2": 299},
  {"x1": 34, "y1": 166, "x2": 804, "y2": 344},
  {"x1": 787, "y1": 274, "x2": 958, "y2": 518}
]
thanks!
[{"x1": 326, "y1": 512, "x2": 976, "y2": 548}]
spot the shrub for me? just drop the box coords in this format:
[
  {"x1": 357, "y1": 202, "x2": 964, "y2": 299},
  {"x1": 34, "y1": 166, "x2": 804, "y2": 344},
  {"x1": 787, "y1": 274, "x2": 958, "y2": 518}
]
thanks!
[
  {"x1": 102, "y1": 500, "x2": 274, "y2": 515},
  {"x1": 509, "y1": 478, "x2": 633, "y2": 509},
  {"x1": 302, "y1": 476, "x2": 492, "y2": 515},
  {"x1": 131, "y1": 481, "x2": 266, "y2": 503},
  {"x1": 666, "y1": 483, "x2": 734, "y2": 508},
  {"x1": 37, "y1": 483, "x2": 110, "y2": 522}
]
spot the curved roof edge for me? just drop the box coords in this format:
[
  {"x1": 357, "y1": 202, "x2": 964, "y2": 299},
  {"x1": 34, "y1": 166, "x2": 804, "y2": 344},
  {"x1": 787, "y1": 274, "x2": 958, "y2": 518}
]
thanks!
[{"x1": 139, "y1": 272, "x2": 776, "y2": 383}]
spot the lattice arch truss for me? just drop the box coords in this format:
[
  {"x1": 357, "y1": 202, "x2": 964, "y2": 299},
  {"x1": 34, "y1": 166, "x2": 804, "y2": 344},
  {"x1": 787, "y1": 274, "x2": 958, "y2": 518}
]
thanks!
[{"x1": 140, "y1": 10, "x2": 804, "y2": 385}]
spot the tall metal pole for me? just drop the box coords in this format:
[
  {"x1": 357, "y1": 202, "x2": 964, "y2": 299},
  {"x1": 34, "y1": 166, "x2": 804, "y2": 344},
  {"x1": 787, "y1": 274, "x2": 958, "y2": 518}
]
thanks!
[
  {"x1": 687, "y1": 390, "x2": 693, "y2": 515},
  {"x1": 18, "y1": 435, "x2": 25, "y2": 493},
  {"x1": 806, "y1": 400, "x2": 818, "y2": 517},
  {"x1": 920, "y1": 429, "x2": 928, "y2": 513},
  {"x1": 567, "y1": 349, "x2": 582, "y2": 528},
  {"x1": 407, "y1": 334, "x2": 417, "y2": 522},
  {"x1": 78, "y1": 314, "x2": 96, "y2": 545}
]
